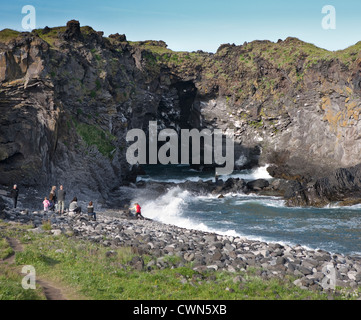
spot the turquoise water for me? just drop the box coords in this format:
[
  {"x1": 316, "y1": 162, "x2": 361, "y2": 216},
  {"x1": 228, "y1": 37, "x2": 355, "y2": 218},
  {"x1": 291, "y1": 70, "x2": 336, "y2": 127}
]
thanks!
[{"x1": 136, "y1": 165, "x2": 361, "y2": 256}]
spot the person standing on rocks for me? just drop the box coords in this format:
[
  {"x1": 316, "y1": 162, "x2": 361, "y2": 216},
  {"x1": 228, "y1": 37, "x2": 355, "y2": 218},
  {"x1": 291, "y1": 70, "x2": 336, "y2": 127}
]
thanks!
[
  {"x1": 10, "y1": 184, "x2": 19, "y2": 209},
  {"x1": 43, "y1": 197, "x2": 50, "y2": 211},
  {"x1": 133, "y1": 203, "x2": 144, "y2": 220},
  {"x1": 57, "y1": 185, "x2": 66, "y2": 215},
  {"x1": 49, "y1": 186, "x2": 57, "y2": 211}
]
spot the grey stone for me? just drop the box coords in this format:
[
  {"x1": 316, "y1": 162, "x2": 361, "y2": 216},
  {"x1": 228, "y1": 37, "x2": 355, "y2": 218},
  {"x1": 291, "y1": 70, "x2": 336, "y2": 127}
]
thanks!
[
  {"x1": 298, "y1": 266, "x2": 312, "y2": 276},
  {"x1": 275, "y1": 256, "x2": 287, "y2": 265},
  {"x1": 51, "y1": 229, "x2": 62, "y2": 236},
  {"x1": 212, "y1": 250, "x2": 222, "y2": 261},
  {"x1": 129, "y1": 256, "x2": 144, "y2": 271},
  {"x1": 184, "y1": 252, "x2": 195, "y2": 262}
]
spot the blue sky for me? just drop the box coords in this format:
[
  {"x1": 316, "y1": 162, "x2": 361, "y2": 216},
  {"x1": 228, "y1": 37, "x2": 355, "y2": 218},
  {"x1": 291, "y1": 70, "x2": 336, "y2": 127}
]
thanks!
[{"x1": 1, "y1": 0, "x2": 361, "y2": 52}]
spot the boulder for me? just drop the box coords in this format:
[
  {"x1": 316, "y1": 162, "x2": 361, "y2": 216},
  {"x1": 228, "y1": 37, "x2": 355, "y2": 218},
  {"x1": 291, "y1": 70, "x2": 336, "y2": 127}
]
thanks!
[
  {"x1": 109, "y1": 33, "x2": 127, "y2": 42},
  {"x1": 129, "y1": 256, "x2": 144, "y2": 271},
  {"x1": 246, "y1": 179, "x2": 270, "y2": 191},
  {"x1": 62, "y1": 20, "x2": 82, "y2": 40}
]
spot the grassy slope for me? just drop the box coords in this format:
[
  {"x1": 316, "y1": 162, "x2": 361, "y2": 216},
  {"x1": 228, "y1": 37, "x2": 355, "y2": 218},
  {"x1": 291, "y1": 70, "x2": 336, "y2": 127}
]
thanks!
[
  {"x1": 0, "y1": 225, "x2": 45, "y2": 300},
  {"x1": 0, "y1": 29, "x2": 21, "y2": 42}
]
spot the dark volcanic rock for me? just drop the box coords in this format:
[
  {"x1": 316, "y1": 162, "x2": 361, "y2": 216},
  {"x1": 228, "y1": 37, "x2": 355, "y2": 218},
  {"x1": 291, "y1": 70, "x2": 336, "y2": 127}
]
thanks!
[
  {"x1": 285, "y1": 163, "x2": 361, "y2": 207},
  {"x1": 62, "y1": 20, "x2": 82, "y2": 40},
  {"x1": 109, "y1": 33, "x2": 127, "y2": 42},
  {"x1": 2, "y1": 20, "x2": 361, "y2": 208},
  {"x1": 246, "y1": 179, "x2": 270, "y2": 191}
]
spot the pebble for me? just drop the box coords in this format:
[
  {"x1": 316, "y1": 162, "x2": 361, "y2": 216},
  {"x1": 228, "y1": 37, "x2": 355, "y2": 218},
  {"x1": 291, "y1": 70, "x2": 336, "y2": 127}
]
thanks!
[{"x1": 2, "y1": 207, "x2": 361, "y2": 295}]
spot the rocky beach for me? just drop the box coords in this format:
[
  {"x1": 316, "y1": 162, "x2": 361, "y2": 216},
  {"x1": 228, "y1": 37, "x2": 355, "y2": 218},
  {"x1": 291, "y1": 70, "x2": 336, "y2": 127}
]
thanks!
[{"x1": 2, "y1": 203, "x2": 361, "y2": 297}]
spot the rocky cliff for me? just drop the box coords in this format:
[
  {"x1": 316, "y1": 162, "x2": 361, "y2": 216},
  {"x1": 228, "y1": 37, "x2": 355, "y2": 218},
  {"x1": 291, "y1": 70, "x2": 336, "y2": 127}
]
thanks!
[
  {"x1": 0, "y1": 21, "x2": 197, "y2": 206},
  {"x1": 1, "y1": 20, "x2": 361, "y2": 207}
]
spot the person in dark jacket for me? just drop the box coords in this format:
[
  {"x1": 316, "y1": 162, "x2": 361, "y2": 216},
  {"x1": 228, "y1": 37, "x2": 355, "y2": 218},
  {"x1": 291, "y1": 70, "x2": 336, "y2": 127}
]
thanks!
[
  {"x1": 10, "y1": 184, "x2": 19, "y2": 209},
  {"x1": 87, "y1": 201, "x2": 96, "y2": 221}
]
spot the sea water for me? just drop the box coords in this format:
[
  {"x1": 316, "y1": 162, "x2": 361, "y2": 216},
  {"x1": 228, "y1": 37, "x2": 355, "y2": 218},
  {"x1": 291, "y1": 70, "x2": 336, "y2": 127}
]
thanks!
[{"x1": 134, "y1": 165, "x2": 361, "y2": 256}]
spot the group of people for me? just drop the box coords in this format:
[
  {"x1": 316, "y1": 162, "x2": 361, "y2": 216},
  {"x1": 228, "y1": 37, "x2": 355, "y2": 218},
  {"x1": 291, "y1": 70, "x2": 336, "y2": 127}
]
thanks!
[
  {"x1": 9, "y1": 184, "x2": 143, "y2": 221},
  {"x1": 42, "y1": 185, "x2": 66, "y2": 214},
  {"x1": 42, "y1": 185, "x2": 96, "y2": 221}
]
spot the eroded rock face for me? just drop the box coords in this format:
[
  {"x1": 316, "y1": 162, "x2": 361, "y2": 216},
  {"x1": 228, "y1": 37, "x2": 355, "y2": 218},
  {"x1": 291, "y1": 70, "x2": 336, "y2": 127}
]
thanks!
[
  {"x1": 1, "y1": 22, "x2": 361, "y2": 207},
  {"x1": 140, "y1": 40, "x2": 361, "y2": 190},
  {"x1": 285, "y1": 163, "x2": 361, "y2": 207},
  {"x1": 194, "y1": 57, "x2": 361, "y2": 182},
  {"x1": 0, "y1": 24, "x2": 205, "y2": 206},
  {"x1": 0, "y1": 35, "x2": 56, "y2": 188}
]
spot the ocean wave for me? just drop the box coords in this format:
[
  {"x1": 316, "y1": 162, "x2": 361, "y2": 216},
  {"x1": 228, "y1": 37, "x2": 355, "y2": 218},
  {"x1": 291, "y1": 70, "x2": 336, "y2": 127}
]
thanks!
[
  {"x1": 131, "y1": 175, "x2": 361, "y2": 255},
  {"x1": 234, "y1": 198, "x2": 286, "y2": 208},
  {"x1": 224, "y1": 164, "x2": 273, "y2": 181},
  {"x1": 136, "y1": 176, "x2": 203, "y2": 184},
  {"x1": 132, "y1": 187, "x2": 201, "y2": 230},
  {"x1": 136, "y1": 164, "x2": 273, "y2": 184},
  {"x1": 323, "y1": 203, "x2": 361, "y2": 210},
  {"x1": 131, "y1": 186, "x2": 288, "y2": 247}
]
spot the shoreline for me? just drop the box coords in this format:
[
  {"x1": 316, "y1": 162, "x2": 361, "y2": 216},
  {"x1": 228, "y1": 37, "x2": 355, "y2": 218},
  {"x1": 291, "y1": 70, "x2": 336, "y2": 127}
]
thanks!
[
  {"x1": 2, "y1": 206, "x2": 361, "y2": 295},
  {"x1": 131, "y1": 183, "x2": 361, "y2": 258}
]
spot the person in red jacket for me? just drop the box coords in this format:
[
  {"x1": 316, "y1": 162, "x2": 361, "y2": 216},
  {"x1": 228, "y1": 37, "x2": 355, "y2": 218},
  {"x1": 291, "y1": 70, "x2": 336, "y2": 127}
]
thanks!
[{"x1": 133, "y1": 203, "x2": 144, "y2": 220}]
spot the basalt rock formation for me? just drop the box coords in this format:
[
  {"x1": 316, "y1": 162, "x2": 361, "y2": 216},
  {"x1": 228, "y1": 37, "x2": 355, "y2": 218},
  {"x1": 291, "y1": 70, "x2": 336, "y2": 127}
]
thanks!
[
  {"x1": 1, "y1": 20, "x2": 361, "y2": 207},
  {"x1": 283, "y1": 163, "x2": 361, "y2": 207}
]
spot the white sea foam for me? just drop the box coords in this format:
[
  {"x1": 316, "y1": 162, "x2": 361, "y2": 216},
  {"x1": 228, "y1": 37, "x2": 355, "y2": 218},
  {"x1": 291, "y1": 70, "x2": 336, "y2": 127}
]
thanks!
[
  {"x1": 132, "y1": 166, "x2": 360, "y2": 256},
  {"x1": 136, "y1": 176, "x2": 206, "y2": 184},
  {"x1": 131, "y1": 187, "x2": 241, "y2": 236},
  {"x1": 131, "y1": 186, "x2": 286, "y2": 245},
  {"x1": 137, "y1": 164, "x2": 273, "y2": 184},
  {"x1": 132, "y1": 187, "x2": 200, "y2": 230},
  {"x1": 234, "y1": 196, "x2": 286, "y2": 208},
  {"x1": 324, "y1": 202, "x2": 361, "y2": 210},
  {"x1": 223, "y1": 164, "x2": 273, "y2": 181}
]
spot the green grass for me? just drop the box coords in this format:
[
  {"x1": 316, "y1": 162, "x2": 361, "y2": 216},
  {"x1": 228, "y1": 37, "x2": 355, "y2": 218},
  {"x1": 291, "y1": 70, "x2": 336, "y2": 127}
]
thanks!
[
  {"x1": 33, "y1": 27, "x2": 66, "y2": 47},
  {"x1": 241, "y1": 37, "x2": 360, "y2": 79},
  {"x1": 41, "y1": 220, "x2": 52, "y2": 231},
  {"x1": 0, "y1": 225, "x2": 45, "y2": 300},
  {"x1": 0, "y1": 266, "x2": 46, "y2": 300},
  {"x1": 0, "y1": 237, "x2": 13, "y2": 260},
  {"x1": 0, "y1": 29, "x2": 21, "y2": 42},
  {"x1": 128, "y1": 41, "x2": 173, "y2": 55},
  {"x1": 1, "y1": 221, "x2": 356, "y2": 301},
  {"x1": 33, "y1": 25, "x2": 97, "y2": 47},
  {"x1": 70, "y1": 118, "x2": 116, "y2": 159},
  {"x1": 29, "y1": 25, "x2": 99, "y2": 48},
  {"x1": 128, "y1": 41, "x2": 206, "y2": 72}
]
